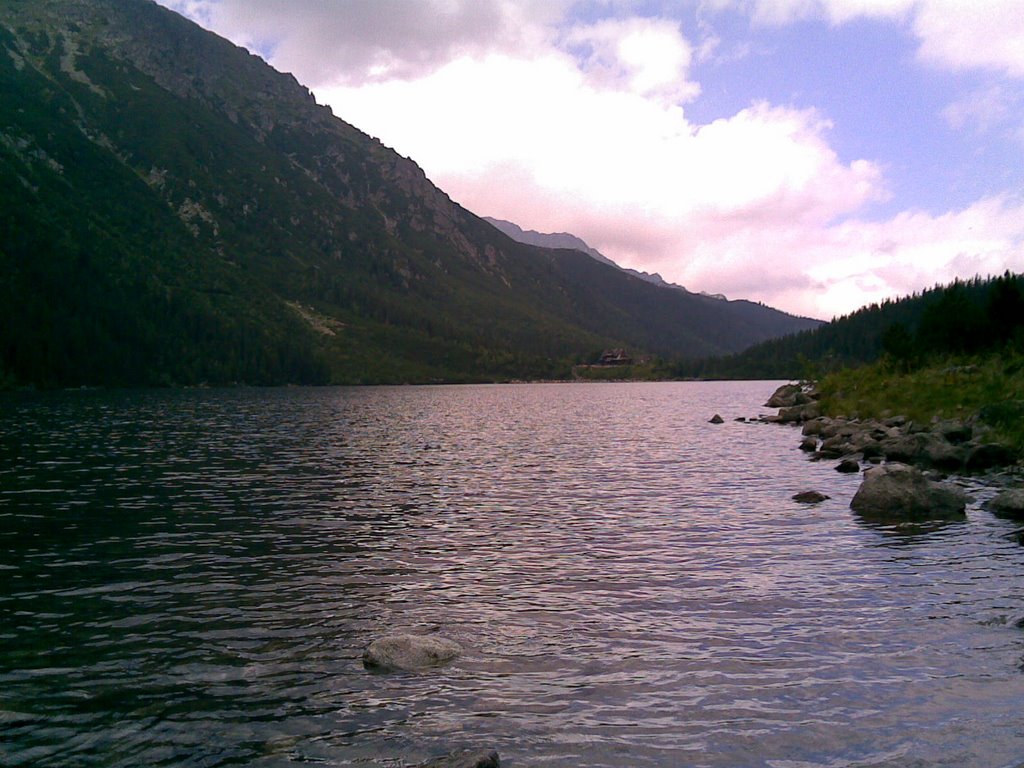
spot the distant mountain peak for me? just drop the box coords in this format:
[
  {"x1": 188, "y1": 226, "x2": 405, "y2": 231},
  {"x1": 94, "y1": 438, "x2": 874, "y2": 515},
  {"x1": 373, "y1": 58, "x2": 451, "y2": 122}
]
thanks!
[{"x1": 484, "y1": 216, "x2": 703, "y2": 295}]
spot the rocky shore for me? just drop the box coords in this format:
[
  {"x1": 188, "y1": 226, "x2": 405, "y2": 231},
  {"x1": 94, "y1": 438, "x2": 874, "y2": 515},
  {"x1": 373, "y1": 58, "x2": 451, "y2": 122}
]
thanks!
[{"x1": 763, "y1": 381, "x2": 1024, "y2": 521}]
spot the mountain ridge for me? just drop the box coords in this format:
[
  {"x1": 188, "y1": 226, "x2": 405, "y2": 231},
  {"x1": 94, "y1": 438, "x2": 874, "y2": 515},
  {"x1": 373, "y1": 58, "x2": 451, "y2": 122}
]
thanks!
[
  {"x1": 0, "y1": 0, "x2": 821, "y2": 386},
  {"x1": 483, "y1": 216, "x2": 688, "y2": 293}
]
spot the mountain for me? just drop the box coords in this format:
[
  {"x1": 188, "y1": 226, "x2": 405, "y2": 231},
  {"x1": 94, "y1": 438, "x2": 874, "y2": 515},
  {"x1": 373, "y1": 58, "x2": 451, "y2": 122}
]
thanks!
[
  {"x1": 0, "y1": 0, "x2": 821, "y2": 387},
  {"x1": 484, "y1": 216, "x2": 685, "y2": 292}
]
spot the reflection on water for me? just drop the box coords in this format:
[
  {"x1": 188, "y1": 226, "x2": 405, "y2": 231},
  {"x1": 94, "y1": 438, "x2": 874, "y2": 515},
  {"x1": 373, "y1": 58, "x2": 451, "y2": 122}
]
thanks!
[{"x1": 2, "y1": 382, "x2": 1024, "y2": 768}]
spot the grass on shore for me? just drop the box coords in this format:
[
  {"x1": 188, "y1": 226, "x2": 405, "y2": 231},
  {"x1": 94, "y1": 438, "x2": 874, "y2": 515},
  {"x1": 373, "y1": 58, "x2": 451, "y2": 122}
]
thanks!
[{"x1": 817, "y1": 351, "x2": 1024, "y2": 455}]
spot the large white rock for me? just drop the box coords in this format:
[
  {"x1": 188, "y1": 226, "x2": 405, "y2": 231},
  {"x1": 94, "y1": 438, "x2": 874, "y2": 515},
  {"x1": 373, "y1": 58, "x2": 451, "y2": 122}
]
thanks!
[{"x1": 362, "y1": 633, "x2": 462, "y2": 671}]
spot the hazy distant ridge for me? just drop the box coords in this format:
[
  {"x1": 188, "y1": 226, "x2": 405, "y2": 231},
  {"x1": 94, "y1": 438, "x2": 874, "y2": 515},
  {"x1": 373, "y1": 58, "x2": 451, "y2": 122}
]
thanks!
[{"x1": 484, "y1": 217, "x2": 688, "y2": 293}]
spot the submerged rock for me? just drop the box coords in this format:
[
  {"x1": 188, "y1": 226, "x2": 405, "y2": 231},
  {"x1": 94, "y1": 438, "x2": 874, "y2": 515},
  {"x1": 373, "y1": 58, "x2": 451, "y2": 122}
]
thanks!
[
  {"x1": 793, "y1": 490, "x2": 830, "y2": 504},
  {"x1": 979, "y1": 614, "x2": 1024, "y2": 629},
  {"x1": 836, "y1": 457, "x2": 861, "y2": 473},
  {"x1": 363, "y1": 633, "x2": 462, "y2": 671},
  {"x1": 850, "y1": 463, "x2": 968, "y2": 521},
  {"x1": 418, "y1": 749, "x2": 500, "y2": 768}
]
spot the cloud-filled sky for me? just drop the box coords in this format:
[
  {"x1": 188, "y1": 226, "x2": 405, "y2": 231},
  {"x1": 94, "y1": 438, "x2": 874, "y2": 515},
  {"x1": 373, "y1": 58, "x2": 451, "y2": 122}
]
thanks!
[{"x1": 158, "y1": 0, "x2": 1024, "y2": 320}]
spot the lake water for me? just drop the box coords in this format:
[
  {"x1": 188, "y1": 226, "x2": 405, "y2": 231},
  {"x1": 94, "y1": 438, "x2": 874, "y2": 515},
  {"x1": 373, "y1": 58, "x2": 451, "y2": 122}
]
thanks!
[{"x1": 2, "y1": 381, "x2": 1024, "y2": 768}]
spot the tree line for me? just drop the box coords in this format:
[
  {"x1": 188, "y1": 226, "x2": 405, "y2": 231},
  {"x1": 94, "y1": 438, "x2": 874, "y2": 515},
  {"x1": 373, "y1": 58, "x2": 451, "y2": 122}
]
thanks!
[{"x1": 675, "y1": 272, "x2": 1024, "y2": 380}]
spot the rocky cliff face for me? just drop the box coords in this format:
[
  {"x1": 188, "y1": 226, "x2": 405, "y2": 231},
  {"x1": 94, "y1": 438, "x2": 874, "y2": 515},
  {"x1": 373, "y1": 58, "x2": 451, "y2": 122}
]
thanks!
[{"x1": 3, "y1": 0, "x2": 500, "y2": 271}]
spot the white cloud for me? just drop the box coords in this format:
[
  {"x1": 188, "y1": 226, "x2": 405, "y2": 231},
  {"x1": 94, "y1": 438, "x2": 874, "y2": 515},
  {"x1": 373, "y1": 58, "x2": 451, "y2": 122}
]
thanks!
[
  {"x1": 804, "y1": 196, "x2": 1024, "y2": 316},
  {"x1": 717, "y1": 0, "x2": 1024, "y2": 78},
  {"x1": 633, "y1": 195, "x2": 1024, "y2": 319},
  {"x1": 709, "y1": 0, "x2": 912, "y2": 26},
  {"x1": 913, "y1": 0, "x2": 1024, "y2": 77},
  {"x1": 564, "y1": 18, "x2": 701, "y2": 104},
  {"x1": 943, "y1": 84, "x2": 1019, "y2": 135},
  {"x1": 160, "y1": 0, "x2": 569, "y2": 86},
  {"x1": 321, "y1": 54, "x2": 882, "y2": 225}
]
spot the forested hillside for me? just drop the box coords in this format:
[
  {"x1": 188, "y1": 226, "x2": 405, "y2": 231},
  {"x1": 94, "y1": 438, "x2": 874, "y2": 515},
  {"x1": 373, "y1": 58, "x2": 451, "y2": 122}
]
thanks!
[
  {"x1": 681, "y1": 273, "x2": 1024, "y2": 379},
  {"x1": 0, "y1": 0, "x2": 818, "y2": 388}
]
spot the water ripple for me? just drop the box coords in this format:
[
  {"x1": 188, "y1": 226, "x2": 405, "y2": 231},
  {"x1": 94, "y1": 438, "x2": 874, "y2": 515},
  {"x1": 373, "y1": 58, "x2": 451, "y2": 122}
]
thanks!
[{"x1": 2, "y1": 382, "x2": 1024, "y2": 767}]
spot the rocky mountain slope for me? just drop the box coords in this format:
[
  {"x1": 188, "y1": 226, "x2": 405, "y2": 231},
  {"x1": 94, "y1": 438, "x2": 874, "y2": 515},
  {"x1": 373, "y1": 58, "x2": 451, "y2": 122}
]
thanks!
[{"x1": 0, "y1": 0, "x2": 820, "y2": 386}]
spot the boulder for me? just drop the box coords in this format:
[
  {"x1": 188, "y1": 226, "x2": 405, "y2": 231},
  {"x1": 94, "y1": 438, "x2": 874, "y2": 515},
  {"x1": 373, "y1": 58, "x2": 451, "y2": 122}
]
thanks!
[
  {"x1": 879, "y1": 433, "x2": 926, "y2": 463},
  {"x1": 818, "y1": 419, "x2": 846, "y2": 439},
  {"x1": 418, "y1": 750, "x2": 500, "y2": 768},
  {"x1": 777, "y1": 402, "x2": 821, "y2": 424},
  {"x1": 860, "y1": 440, "x2": 885, "y2": 461},
  {"x1": 964, "y1": 443, "x2": 1016, "y2": 473},
  {"x1": 988, "y1": 489, "x2": 1024, "y2": 520},
  {"x1": 836, "y1": 457, "x2": 861, "y2": 473},
  {"x1": 708, "y1": 414, "x2": 724, "y2": 424},
  {"x1": 920, "y1": 434, "x2": 965, "y2": 471},
  {"x1": 819, "y1": 429, "x2": 875, "y2": 458},
  {"x1": 850, "y1": 463, "x2": 969, "y2": 521},
  {"x1": 801, "y1": 417, "x2": 831, "y2": 437},
  {"x1": 793, "y1": 490, "x2": 830, "y2": 504},
  {"x1": 799, "y1": 436, "x2": 818, "y2": 452},
  {"x1": 363, "y1": 634, "x2": 462, "y2": 671},
  {"x1": 765, "y1": 383, "x2": 803, "y2": 408}
]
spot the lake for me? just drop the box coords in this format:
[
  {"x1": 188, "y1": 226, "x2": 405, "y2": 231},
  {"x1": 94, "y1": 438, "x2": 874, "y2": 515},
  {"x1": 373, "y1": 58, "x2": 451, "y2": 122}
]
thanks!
[{"x1": 2, "y1": 381, "x2": 1024, "y2": 767}]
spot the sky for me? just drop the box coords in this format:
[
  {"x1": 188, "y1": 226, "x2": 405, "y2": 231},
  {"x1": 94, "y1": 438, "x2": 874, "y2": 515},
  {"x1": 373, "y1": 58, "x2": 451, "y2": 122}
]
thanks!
[{"x1": 157, "y1": 0, "x2": 1024, "y2": 320}]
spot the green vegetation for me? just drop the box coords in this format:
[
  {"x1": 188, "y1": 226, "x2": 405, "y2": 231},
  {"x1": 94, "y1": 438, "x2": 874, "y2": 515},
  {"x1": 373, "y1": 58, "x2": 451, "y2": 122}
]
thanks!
[
  {"x1": 817, "y1": 353, "x2": 1024, "y2": 454},
  {"x1": 691, "y1": 271, "x2": 1024, "y2": 457},
  {"x1": 683, "y1": 272, "x2": 1024, "y2": 381}
]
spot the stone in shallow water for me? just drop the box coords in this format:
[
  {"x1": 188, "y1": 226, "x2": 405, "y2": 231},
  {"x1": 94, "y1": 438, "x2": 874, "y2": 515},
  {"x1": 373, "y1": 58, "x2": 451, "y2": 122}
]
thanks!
[
  {"x1": 836, "y1": 457, "x2": 861, "y2": 473},
  {"x1": 799, "y1": 436, "x2": 818, "y2": 452},
  {"x1": 850, "y1": 462, "x2": 968, "y2": 521},
  {"x1": 418, "y1": 750, "x2": 500, "y2": 768},
  {"x1": 793, "y1": 490, "x2": 830, "y2": 504},
  {"x1": 708, "y1": 414, "x2": 724, "y2": 424},
  {"x1": 362, "y1": 634, "x2": 462, "y2": 671},
  {"x1": 988, "y1": 489, "x2": 1024, "y2": 520}
]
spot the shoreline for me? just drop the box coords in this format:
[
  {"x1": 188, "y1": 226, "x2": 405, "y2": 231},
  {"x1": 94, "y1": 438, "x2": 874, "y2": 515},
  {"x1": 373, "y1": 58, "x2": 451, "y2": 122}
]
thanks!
[{"x1": 762, "y1": 381, "x2": 1024, "y2": 519}]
